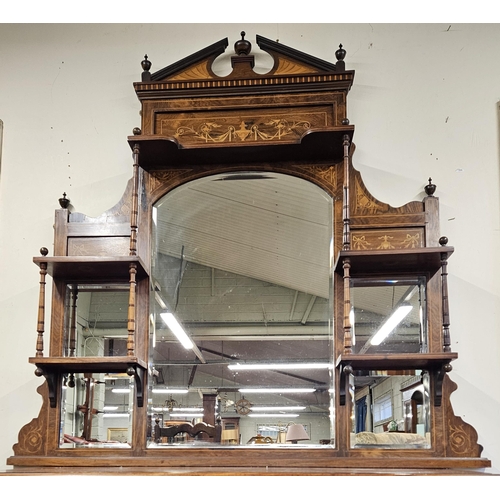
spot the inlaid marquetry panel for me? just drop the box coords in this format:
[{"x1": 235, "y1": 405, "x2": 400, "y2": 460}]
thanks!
[
  {"x1": 351, "y1": 229, "x2": 424, "y2": 251},
  {"x1": 155, "y1": 108, "x2": 331, "y2": 146},
  {"x1": 12, "y1": 384, "x2": 48, "y2": 456},
  {"x1": 444, "y1": 376, "x2": 484, "y2": 457},
  {"x1": 274, "y1": 55, "x2": 321, "y2": 75},
  {"x1": 169, "y1": 61, "x2": 213, "y2": 81}
]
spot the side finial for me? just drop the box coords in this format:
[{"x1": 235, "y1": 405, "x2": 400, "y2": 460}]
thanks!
[
  {"x1": 141, "y1": 54, "x2": 151, "y2": 72},
  {"x1": 424, "y1": 177, "x2": 436, "y2": 196},
  {"x1": 335, "y1": 44, "x2": 346, "y2": 61},
  {"x1": 58, "y1": 192, "x2": 70, "y2": 209},
  {"x1": 335, "y1": 44, "x2": 346, "y2": 71},
  {"x1": 234, "y1": 31, "x2": 252, "y2": 56},
  {"x1": 439, "y1": 236, "x2": 448, "y2": 246},
  {"x1": 40, "y1": 247, "x2": 49, "y2": 256},
  {"x1": 141, "y1": 54, "x2": 152, "y2": 82}
]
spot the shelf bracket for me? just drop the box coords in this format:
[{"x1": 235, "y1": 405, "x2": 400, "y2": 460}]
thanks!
[
  {"x1": 338, "y1": 363, "x2": 352, "y2": 406},
  {"x1": 35, "y1": 369, "x2": 61, "y2": 409},
  {"x1": 433, "y1": 363, "x2": 452, "y2": 407},
  {"x1": 129, "y1": 363, "x2": 146, "y2": 407}
]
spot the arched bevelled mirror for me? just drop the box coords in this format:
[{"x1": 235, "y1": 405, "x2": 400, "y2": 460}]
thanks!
[{"x1": 147, "y1": 172, "x2": 335, "y2": 447}]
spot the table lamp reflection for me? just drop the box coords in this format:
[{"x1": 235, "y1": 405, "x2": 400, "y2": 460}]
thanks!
[{"x1": 285, "y1": 424, "x2": 309, "y2": 444}]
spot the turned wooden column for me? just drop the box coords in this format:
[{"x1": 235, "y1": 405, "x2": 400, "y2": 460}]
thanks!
[
  {"x1": 439, "y1": 236, "x2": 451, "y2": 352},
  {"x1": 127, "y1": 262, "x2": 137, "y2": 356},
  {"x1": 127, "y1": 140, "x2": 140, "y2": 356},
  {"x1": 343, "y1": 257, "x2": 352, "y2": 354},
  {"x1": 35, "y1": 247, "x2": 48, "y2": 358},
  {"x1": 342, "y1": 134, "x2": 351, "y2": 251},
  {"x1": 68, "y1": 286, "x2": 78, "y2": 357},
  {"x1": 130, "y1": 142, "x2": 140, "y2": 257}
]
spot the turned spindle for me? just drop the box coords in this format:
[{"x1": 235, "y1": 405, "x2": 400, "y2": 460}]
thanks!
[
  {"x1": 69, "y1": 286, "x2": 78, "y2": 356},
  {"x1": 439, "y1": 236, "x2": 451, "y2": 352},
  {"x1": 343, "y1": 257, "x2": 353, "y2": 354},
  {"x1": 342, "y1": 134, "x2": 351, "y2": 251},
  {"x1": 35, "y1": 247, "x2": 49, "y2": 359},
  {"x1": 130, "y1": 143, "x2": 140, "y2": 257},
  {"x1": 127, "y1": 262, "x2": 137, "y2": 356}
]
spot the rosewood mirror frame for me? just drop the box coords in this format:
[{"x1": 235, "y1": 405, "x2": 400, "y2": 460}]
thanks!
[{"x1": 8, "y1": 33, "x2": 490, "y2": 474}]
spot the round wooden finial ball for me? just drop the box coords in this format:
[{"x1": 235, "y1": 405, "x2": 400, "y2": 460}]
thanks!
[
  {"x1": 126, "y1": 366, "x2": 136, "y2": 377},
  {"x1": 40, "y1": 247, "x2": 49, "y2": 256},
  {"x1": 439, "y1": 236, "x2": 448, "y2": 246},
  {"x1": 133, "y1": 127, "x2": 141, "y2": 135}
]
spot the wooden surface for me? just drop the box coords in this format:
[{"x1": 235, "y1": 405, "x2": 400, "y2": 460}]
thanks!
[{"x1": 1, "y1": 466, "x2": 496, "y2": 476}]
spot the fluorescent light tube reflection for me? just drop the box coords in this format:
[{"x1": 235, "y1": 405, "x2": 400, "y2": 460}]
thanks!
[
  {"x1": 103, "y1": 413, "x2": 130, "y2": 418},
  {"x1": 239, "y1": 388, "x2": 316, "y2": 394},
  {"x1": 111, "y1": 388, "x2": 131, "y2": 394},
  {"x1": 251, "y1": 406, "x2": 306, "y2": 411},
  {"x1": 248, "y1": 414, "x2": 299, "y2": 418},
  {"x1": 160, "y1": 312, "x2": 193, "y2": 349},
  {"x1": 173, "y1": 413, "x2": 204, "y2": 418},
  {"x1": 228, "y1": 363, "x2": 332, "y2": 371},
  {"x1": 152, "y1": 388, "x2": 189, "y2": 394},
  {"x1": 370, "y1": 304, "x2": 413, "y2": 346}
]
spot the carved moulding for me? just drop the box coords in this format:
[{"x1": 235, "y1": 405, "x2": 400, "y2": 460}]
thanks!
[{"x1": 147, "y1": 163, "x2": 340, "y2": 203}]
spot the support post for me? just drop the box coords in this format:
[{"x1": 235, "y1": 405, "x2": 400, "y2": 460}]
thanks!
[
  {"x1": 35, "y1": 248, "x2": 49, "y2": 358},
  {"x1": 69, "y1": 286, "x2": 78, "y2": 357},
  {"x1": 343, "y1": 257, "x2": 352, "y2": 354},
  {"x1": 130, "y1": 143, "x2": 140, "y2": 257},
  {"x1": 342, "y1": 134, "x2": 351, "y2": 251},
  {"x1": 127, "y1": 262, "x2": 137, "y2": 356},
  {"x1": 439, "y1": 236, "x2": 451, "y2": 352}
]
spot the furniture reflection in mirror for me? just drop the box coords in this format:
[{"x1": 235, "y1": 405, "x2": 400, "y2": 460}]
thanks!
[
  {"x1": 351, "y1": 372, "x2": 431, "y2": 449},
  {"x1": 60, "y1": 371, "x2": 134, "y2": 448},
  {"x1": 221, "y1": 417, "x2": 240, "y2": 444},
  {"x1": 286, "y1": 423, "x2": 310, "y2": 444},
  {"x1": 154, "y1": 420, "x2": 221, "y2": 444}
]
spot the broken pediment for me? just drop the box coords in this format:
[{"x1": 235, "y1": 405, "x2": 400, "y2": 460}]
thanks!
[{"x1": 139, "y1": 32, "x2": 352, "y2": 83}]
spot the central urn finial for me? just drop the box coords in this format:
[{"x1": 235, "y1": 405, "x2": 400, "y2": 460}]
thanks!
[{"x1": 234, "y1": 31, "x2": 252, "y2": 56}]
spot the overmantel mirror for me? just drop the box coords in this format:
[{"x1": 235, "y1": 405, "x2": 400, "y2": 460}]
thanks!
[
  {"x1": 148, "y1": 172, "x2": 334, "y2": 448},
  {"x1": 8, "y1": 32, "x2": 491, "y2": 474}
]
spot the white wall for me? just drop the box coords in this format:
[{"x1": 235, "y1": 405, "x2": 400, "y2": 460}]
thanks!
[{"x1": 0, "y1": 23, "x2": 499, "y2": 473}]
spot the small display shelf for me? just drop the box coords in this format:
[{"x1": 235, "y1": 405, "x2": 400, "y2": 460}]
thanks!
[
  {"x1": 33, "y1": 256, "x2": 148, "y2": 281},
  {"x1": 335, "y1": 247, "x2": 454, "y2": 277},
  {"x1": 336, "y1": 352, "x2": 458, "y2": 407},
  {"x1": 336, "y1": 352, "x2": 458, "y2": 370},
  {"x1": 29, "y1": 356, "x2": 147, "y2": 408},
  {"x1": 128, "y1": 127, "x2": 355, "y2": 170}
]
